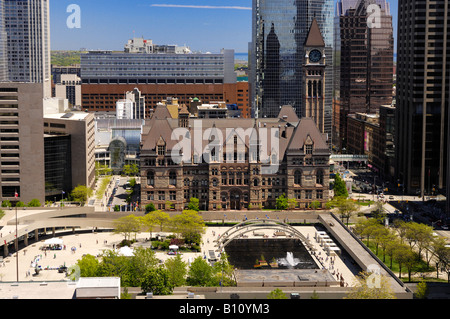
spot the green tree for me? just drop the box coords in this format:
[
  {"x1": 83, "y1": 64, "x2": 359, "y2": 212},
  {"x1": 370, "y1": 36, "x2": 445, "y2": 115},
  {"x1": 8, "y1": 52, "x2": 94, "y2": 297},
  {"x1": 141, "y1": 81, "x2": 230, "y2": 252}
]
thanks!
[
  {"x1": 415, "y1": 281, "x2": 428, "y2": 299},
  {"x1": 140, "y1": 213, "x2": 157, "y2": 241},
  {"x1": 188, "y1": 197, "x2": 200, "y2": 211},
  {"x1": 113, "y1": 214, "x2": 141, "y2": 241},
  {"x1": 276, "y1": 193, "x2": 288, "y2": 210},
  {"x1": 187, "y1": 256, "x2": 214, "y2": 286},
  {"x1": 70, "y1": 185, "x2": 93, "y2": 204},
  {"x1": 145, "y1": 203, "x2": 156, "y2": 214},
  {"x1": 345, "y1": 271, "x2": 397, "y2": 299},
  {"x1": 164, "y1": 254, "x2": 188, "y2": 287},
  {"x1": 287, "y1": 198, "x2": 297, "y2": 210},
  {"x1": 141, "y1": 267, "x2": 173, "y2": 295},
  {"x1": 76, "y1": 254, "x2": 100, "y2": 277},
  {"x1": 15, "y1": 201, "x2": 25, "y2": 207},
  {"x1": 171, "y1": 210, "x2": 205, "y2": 243},
  {"x1": 309, "y1": 200, "x2": 321, "y2": 210},
  {"x1": 1, "y1": 200, "x2": 11, "y2": 208},
  {"x1": 128, "y1": 247, "x2": 159, "y2": 286},
  {"x1": 27, "y1": 199, "x2": 41, "y2": 207},
  {"x1": 327, "y1": 197, "x2": 359, "y2": 226},
  {"x1": 122, "y1": 164, "x2": 139, "y2": 176},
  {"x1": 212, "y1": 253, "x2": 236, "y2": 287},
  {"x1": 95, "y1": 162, "x2": 112, "y2": 177},
  {"x1": 394, "y1": 244, "x2": 415, "y2": 280},
  {"x1": 148, "y1": 210, "x2": 170, "y2": 232},
  {"x1": 267, "y1": 288, "x2": 288, "y2": 299},
  {"x1": 333, "y1": 173, "x2": 348, "y2": 198}
]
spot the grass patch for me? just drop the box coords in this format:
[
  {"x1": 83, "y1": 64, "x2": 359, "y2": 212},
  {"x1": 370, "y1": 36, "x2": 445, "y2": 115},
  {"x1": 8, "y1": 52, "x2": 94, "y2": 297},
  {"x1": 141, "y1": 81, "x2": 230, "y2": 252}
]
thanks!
[
  {"x1": 364, "y1": 240, "x2": 436, "y2": 281},
  {"x1": 96, "y1": 176, "x2": 112, "y2": 200}
]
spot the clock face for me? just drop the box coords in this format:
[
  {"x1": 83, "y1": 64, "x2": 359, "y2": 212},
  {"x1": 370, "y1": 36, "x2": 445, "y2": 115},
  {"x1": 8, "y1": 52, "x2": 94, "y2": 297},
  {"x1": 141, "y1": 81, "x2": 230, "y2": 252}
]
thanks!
[{"x1": 309, "y1": 49, "x2": 322, "y2": 63}]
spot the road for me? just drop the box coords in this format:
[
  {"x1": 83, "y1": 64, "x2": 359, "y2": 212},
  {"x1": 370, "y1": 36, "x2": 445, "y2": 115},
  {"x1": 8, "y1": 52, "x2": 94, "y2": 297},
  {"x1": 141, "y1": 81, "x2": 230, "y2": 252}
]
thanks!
[{"x1": 90, "y1": 175, "x2": 140, "y2": 213}]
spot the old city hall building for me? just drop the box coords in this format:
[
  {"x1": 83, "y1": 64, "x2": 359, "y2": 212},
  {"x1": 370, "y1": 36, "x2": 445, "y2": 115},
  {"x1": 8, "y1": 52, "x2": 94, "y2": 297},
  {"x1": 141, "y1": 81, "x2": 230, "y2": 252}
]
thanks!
[{"x1": 140, "y1": 103, "x2": 330, "y2": 211}]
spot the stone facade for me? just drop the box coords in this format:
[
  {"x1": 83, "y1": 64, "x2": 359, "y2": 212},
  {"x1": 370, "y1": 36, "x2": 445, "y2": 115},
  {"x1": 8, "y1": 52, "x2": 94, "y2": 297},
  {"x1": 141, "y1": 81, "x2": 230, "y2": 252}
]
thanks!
[{"x1": 140, "y1": 104, "x2": 330, "y2": 211}]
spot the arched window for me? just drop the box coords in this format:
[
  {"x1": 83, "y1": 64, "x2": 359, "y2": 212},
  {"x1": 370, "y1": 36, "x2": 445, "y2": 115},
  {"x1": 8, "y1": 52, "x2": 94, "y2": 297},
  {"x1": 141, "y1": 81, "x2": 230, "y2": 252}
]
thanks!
[
  {"x1": 147, "y1": 171, "x2": 155, "y2": 187},
  {"x1": 294, "y1": 170, "x2": 302, "y2": 185},
  {"x1": 169, "y1": 171, "x2": 177, "y2": 186},
  {"x1": 254, "y1": 178, "x2": 259, "y2": 187}
]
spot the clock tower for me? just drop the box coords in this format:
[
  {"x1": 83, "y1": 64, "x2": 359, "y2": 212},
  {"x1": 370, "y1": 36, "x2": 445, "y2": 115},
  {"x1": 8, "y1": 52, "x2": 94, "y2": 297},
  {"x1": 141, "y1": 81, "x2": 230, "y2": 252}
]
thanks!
[{"x1": 303, "y1": 18, "x2": 327, "y2": 134}]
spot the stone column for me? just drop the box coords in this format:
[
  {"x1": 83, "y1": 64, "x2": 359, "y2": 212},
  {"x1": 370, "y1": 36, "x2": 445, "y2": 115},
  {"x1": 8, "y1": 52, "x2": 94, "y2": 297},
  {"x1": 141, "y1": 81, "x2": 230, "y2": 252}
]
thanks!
[{"x1": 35, "y1": 229, "x2": 39, "y2": 242}]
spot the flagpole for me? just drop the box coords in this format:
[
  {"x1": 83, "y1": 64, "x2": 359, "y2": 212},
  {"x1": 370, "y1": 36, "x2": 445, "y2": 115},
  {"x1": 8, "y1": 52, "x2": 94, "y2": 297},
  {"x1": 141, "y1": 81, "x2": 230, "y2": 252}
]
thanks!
[
  {"x1": 15, "y1": 204, "x2": 18, "y2": 282},
  {"x1": 14, "y1": 189, "x2": 19, "y2": 282}
]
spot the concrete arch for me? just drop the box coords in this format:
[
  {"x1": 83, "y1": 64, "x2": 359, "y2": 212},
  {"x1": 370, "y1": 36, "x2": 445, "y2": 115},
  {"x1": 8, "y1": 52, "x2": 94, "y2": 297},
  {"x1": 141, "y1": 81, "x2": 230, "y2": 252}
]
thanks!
[{"x1": 217, "y1": 219, "x2": 311, "y2": 250}]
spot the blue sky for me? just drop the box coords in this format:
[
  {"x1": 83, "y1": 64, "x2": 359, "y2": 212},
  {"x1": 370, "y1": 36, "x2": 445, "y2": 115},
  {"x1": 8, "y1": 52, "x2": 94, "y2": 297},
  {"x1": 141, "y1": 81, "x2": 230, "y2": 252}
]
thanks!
[{"x1": 50, "y1": 0, "x2": 397, "y2": 53}]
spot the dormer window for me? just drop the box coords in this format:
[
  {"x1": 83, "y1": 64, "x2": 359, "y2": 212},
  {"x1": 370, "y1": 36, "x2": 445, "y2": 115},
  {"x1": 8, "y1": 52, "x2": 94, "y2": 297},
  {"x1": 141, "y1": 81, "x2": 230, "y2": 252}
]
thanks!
[
  {"x1": 306, "y1": 145, "x2": 313, "y2": 155},
  {"x1": 158, "y1": 145, "x2": 166, "y2": 156}
]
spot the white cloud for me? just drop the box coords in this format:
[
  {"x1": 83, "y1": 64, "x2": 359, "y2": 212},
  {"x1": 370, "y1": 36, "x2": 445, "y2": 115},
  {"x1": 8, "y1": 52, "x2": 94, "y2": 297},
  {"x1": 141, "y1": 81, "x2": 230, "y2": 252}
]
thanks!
[{"x1": 150, "y1": 4, "x2": 251, "y2": 10}]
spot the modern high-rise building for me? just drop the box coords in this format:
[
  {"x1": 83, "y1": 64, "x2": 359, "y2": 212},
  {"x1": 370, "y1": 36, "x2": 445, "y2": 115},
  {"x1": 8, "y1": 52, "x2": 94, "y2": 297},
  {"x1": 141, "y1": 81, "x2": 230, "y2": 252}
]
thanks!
[
  {"x1": 1, "y1": 0, "x2": 51, "y2": 97},
  {"x1": 395, "y1": 0, "x2": 449, "y2": 197},
  {"x1": 333, "y1": 0, "x2": 394, "y2": 151},
  {"x1": 251, "y1": 0, "x2": 334, "y2": 137},
  {"x1": 0, "y1": 83, "x2": 46, "y2": 203}
]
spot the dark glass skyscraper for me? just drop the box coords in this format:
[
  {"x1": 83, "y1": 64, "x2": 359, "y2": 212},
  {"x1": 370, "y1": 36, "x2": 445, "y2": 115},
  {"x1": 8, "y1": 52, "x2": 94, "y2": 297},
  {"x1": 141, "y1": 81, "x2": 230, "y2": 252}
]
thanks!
[
  {"x1": 395, "y1": 0, "x2": 449, "y2": 197},
  {"x1": 251, "y1": 0, "x2": 334, "y2": 139}
]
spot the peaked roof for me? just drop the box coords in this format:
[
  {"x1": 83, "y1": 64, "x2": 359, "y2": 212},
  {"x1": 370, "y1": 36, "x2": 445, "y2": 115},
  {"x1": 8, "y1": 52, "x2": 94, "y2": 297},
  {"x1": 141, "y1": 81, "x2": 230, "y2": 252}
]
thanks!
[{"x1": 305, "y1": 18, "x2": 325, "y2": 47}]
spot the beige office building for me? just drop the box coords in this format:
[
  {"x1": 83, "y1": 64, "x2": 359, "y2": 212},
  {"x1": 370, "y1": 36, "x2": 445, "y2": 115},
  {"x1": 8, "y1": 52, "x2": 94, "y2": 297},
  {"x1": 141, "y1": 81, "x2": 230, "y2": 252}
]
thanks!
[{"x1": 0, "y1": 82, "x2": 46, "y2": 203}]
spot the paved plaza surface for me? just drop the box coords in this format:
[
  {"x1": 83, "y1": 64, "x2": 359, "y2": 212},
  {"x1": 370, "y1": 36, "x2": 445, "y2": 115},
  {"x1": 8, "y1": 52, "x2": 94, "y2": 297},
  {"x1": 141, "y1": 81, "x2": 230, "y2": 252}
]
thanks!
[{"x1": 0, "y1": 225, "x2": 360, "y2": 288}]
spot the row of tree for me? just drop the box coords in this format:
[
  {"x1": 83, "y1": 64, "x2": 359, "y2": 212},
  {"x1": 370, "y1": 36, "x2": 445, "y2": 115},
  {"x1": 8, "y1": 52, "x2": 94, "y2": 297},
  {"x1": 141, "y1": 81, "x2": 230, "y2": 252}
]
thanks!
[
  {"x1": 353, "y1": 217, "x2": 450, "y2": 282},
  {"x1": 113, "y1": 209, "x2": 206, "y2": 246}
]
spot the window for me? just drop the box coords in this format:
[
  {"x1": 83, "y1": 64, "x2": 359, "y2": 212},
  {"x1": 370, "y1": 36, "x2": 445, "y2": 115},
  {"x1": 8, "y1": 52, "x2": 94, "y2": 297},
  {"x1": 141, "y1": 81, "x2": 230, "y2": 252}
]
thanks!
[
  {"x1": 316, "y1": 170, "x2": 324, "y2": 185},
  {"x1": 169, "y1": 171, "x2": 177, "y2": 186},
  {"x1": 316, "y1": 190, "x2": 323, "y2": 199},
  {"x1": 294, "y1": 170, "x2": 302, "y2": 185},
  {"x1": 147, "y1": 171, "x2": 155, "y2": 186},
  {"x1": 158, "y1": 145, "x2": 166, "y2": 156},
  {"x1": 305, "y1": 144, "x2": 313, "y2": 155}
]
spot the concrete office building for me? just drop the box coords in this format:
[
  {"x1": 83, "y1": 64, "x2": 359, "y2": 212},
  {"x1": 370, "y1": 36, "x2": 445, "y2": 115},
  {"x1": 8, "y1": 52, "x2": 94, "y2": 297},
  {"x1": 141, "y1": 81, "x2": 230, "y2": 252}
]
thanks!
[
  {"x1": 0, "y1": 83, "x2": 46, "y2": 203},
  {"x1": 395, "y1": 0, "x2": 449, "y2": 197},
  {"x1": 333, "y1": 0, "x2": 394, "y2": 151},
  {"x1": 251, "y1": 0, "x2": 334, "y2": 129},
  {"x1": 2, "y1": 0, "x2": 51, "y2": 97}
]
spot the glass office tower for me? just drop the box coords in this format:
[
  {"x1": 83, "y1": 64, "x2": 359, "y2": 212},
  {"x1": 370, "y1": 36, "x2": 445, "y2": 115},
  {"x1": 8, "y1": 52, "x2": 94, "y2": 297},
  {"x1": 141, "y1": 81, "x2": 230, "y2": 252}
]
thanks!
[
  {"x1": 252, "y1": 0, "x2": 334, "y2": 138},
  {"x1": 2, "y1": 0, "x2": 51, "y2": 96}
]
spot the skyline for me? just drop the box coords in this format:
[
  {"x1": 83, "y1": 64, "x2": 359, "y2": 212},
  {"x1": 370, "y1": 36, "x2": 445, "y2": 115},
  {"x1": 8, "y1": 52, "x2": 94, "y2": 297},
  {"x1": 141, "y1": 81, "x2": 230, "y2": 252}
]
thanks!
[{"x1": 50, "y1": 0, "x2": 398, "y2": 53}]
